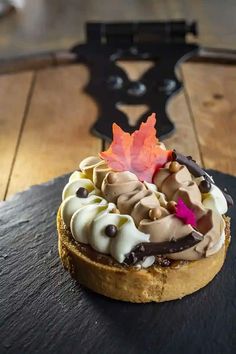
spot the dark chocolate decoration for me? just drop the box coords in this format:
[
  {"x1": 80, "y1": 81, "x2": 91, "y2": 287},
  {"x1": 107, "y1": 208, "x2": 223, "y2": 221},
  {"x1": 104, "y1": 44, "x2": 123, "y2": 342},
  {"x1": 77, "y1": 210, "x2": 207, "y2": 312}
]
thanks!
[
  {"x1": 105, "y1": 224, "x2": 117, "y2": 237},
  {"x1": 172, "y1": 151, "x2": 234, "y2": 208},
  {"x1": 199, "y1": 179, "x2": 211, "y2": 193},
  {"x1": 76, "y1": 187, "x2": 89, "y2": 198},
  {"x1": 186, "y1": 155, "x2": 196, "y2": 163},
  {"x1": 223, "y1": 192, "x2": 234, "y2": 207},
  {"x1": 124, "y1": 231, "x2": 203, "y2": 265},
  {"x1": 172, "y1": 151, "x2": 207, "y2": 179}
]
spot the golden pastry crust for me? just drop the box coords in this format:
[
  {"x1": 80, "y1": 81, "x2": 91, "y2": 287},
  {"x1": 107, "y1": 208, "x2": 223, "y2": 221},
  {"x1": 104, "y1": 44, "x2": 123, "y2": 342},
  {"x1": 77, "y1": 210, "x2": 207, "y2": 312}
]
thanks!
[{"x1": 57, "y1": 208, "x2": 230, "y2": 303}]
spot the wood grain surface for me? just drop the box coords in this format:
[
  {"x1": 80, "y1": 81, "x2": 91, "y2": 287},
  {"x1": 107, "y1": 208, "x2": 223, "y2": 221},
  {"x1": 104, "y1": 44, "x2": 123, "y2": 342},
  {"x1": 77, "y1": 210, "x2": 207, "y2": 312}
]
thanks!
[
  {"x1": 165, "y1": 90, "x2": 201, "y2": 164},
  {"x1": 1, "y1": 0, "x2": 236, "y2": 59},
  {"x1": 0, "y1": 71, "x2": 33, "y2": 200},
  {"x1": 7, "y1": 65, "x2": 101, "y2": 197},
  {"x1": 0, "y1": 59, "x2": 236, "y2": 200},
  {"x1": 182, "y1": 62, "x2": 236, "y2": 176}
]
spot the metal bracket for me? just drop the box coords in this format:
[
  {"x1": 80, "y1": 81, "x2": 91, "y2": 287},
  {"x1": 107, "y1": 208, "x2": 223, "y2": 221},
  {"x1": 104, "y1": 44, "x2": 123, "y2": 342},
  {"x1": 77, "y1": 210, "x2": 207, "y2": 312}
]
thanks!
[{"x1": 71, "y1": 21, "x2": 198, "y2": 141}]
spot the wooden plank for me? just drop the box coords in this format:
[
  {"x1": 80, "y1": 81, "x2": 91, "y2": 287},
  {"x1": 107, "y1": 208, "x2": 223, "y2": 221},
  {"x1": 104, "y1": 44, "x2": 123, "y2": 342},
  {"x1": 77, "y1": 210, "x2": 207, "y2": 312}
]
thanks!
[
  {"x1": 182, "y1": 62, "x2": 236, "y2": 176},
  {"x1": 182, "y1": 0, "x2": 236, "y2": 50},
  {"x1": 0, "y1": 71, "x2": 33, "y2": 200},
  {"x1": 116, "y1": 61, "x2": 155, "y2": 81},
  {"x1": 0, "y1": 51, "x2": 77, "y2": 75},
  {"x1": 0, "y1": 0, "x2": 169, "y2": 59},
  {"x1": 2, "y1": 0, "x2": 236, "y2": 59},
  {"x1": 164, "y1": 90, "x2": 201, "y2": 164},
  {"x1": 6, "y1": 65, "x2": 101, "y2": 198},
  {"x1": 0, "y1": 53, "x2": 55, "y2": 75}
]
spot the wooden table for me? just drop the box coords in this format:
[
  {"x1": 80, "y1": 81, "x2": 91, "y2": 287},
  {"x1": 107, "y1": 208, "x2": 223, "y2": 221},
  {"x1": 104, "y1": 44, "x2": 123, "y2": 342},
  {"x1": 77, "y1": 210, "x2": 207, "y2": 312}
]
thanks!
[
  {"x1": 1, "y1": 57, "x2": 236, "y2": 201},
  {"x1": 1, "y1": 57, "x2": 236, "y2": 354},
  {"x1": 1, "y1": 0, "x2": 236, "y2": 58}
]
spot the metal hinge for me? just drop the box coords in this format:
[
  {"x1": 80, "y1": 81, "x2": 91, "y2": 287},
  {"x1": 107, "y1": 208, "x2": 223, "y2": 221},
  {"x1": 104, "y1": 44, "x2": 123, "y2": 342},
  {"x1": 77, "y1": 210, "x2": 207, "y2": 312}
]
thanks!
[{"x1": 86, "y1": 21, "x2": 197, "y2": 44}]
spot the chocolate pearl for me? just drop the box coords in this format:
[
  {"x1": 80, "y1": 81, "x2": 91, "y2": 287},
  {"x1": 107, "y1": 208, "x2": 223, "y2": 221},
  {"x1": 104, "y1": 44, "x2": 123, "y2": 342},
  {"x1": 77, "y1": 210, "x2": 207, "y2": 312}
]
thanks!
[
  {"x1": 169, "y1": 161, "x2": 180, "y2": 173},
  {"x1": 107, "y1": 173, "x2": 117, "y2": 184},
  {"x1": 199, "y1": 179, "x2": 211, "y2": 193},
  {"x1": 167, "y1": 201, "x2": 177, "y2": 213},
  {"x1": 76, "y1": 187, "x2": 89, "y2": 198},
  {"x1": 105, "y1": 224, "x2": 117, "y2": 238},
  {"x1": 149, "y1": 207, "x2": 162, "y2": 220}
]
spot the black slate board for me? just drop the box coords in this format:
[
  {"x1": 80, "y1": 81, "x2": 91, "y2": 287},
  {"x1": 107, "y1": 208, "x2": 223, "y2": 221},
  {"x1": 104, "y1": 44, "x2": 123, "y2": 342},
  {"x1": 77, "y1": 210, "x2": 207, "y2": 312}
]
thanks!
[{"x1": 0, "y1": 170, "x2": 236, "y2": 354}]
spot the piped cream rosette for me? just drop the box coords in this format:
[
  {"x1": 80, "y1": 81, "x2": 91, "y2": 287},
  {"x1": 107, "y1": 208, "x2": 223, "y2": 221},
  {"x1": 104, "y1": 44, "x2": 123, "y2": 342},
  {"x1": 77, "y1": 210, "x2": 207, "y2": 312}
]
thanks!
[
  {"x1": 60, "y1": 153, "x2": 229, "y2": 267},
  {"x1": 61, "y1": 168, "x2": 154, "y2": 267}
]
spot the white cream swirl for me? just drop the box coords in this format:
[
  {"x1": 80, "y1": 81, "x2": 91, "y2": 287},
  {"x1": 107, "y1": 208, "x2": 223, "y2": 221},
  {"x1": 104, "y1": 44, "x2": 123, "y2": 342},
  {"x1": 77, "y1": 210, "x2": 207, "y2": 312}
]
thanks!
[
  {"x1": 69, "y1": 171, "x2": 87, "y2": 182},
  {"x1": 202, "y1": 184, "x2": 228, "y2": 215},
  {"x1": 61, "y1": 195, "x2": 107, "y2": 228},
  {"x1": 70, "y1": 202, "x2": 152, "y2": 264},
  {"x1": 61, "y1": 154, "x2": 229, "y2": 265},
  {"x1": 62, "y1": 170, "x2": 100, "y2": 200},
  {"x1": 61, "y1": 170, "x2": 153, "y2": 267},
  {"x1": 71, "y1": 203, "x2": 116, "y2": 244},
  {"x1": 193, "y1": 176, "x2": 228, "y2": 215}
]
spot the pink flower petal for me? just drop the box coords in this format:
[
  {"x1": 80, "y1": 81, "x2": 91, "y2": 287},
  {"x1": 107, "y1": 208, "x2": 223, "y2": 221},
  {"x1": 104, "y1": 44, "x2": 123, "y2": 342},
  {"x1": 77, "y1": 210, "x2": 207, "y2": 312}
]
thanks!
[{"x1": 175, "y1": 198, "x2": 196, "y2": 227}]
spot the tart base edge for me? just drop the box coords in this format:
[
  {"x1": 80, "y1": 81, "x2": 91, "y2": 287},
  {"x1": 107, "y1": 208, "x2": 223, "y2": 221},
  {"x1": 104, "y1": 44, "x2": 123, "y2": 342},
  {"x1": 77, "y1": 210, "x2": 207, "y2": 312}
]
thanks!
[{"x1": 57, "y1": 208, "x2": 230, "y2": 303}]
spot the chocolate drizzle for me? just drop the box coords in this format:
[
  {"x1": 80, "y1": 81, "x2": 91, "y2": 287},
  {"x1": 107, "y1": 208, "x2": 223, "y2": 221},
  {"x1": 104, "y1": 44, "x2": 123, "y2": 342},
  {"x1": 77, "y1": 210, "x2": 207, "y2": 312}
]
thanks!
[
  {"x1": 172, "y1": 151, "x2": 210, "y2": 181},
  {"x1": 124, "y1": 231, "x2": 203, "y2": 265},
  {"x1": 172, "y1": 151, "x2": 234, "y2": 207}
]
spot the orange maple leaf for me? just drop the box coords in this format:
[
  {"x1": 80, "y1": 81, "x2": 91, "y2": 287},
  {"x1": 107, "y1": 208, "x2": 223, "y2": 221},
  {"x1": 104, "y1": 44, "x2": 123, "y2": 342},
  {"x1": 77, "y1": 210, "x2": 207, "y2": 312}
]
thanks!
[{"x1": 99, "y1": 113, "x2": 172, "y2": 182}]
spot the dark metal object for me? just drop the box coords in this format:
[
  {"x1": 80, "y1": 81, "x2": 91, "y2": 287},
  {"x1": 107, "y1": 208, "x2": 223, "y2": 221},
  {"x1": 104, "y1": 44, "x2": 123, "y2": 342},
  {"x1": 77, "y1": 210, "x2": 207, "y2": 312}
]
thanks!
[
  {"x1": 71, "y1": 21, "x2": 198, "y2": 141},
  {"x1": 124, "y1": 231, "x2": 203, "y2": 265}
]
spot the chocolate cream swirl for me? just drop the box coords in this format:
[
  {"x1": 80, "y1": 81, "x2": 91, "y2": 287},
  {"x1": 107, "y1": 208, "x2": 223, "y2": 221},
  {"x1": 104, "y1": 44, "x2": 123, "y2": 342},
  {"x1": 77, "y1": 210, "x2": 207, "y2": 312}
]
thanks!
[
  {"x1": 101, "y1": 171, "x2": 168, "y2": 226},
  {"x1": 81, "y1": 157, "x2": 226, "y2": 262},
  {"x1": 142, "y1": 162, "x2": 225, "y2": 260}
]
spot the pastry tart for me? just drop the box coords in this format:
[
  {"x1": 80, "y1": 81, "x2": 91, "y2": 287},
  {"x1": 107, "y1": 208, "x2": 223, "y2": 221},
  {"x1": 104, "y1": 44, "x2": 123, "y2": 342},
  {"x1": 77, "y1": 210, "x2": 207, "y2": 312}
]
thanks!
[{"x1": 57, "y1": 114, "x2": 233, "y2": 302}]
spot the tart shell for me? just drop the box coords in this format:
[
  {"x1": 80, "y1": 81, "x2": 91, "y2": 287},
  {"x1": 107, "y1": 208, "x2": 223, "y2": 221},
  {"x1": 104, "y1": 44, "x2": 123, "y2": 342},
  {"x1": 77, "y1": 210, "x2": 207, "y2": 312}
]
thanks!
[{"x1": 57, "y1": 208, "x2": 230, "y2": 303}]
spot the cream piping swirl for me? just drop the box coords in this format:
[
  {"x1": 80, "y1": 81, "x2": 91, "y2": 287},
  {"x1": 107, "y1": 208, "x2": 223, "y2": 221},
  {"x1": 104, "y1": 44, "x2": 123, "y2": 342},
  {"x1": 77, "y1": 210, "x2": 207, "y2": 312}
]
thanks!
[
  {"x1": 60, "y1": 155, "x2": 228, "y2": 266},
  {"x1": 61, "y1": 169, "x2": 154, "y2": 267}
]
